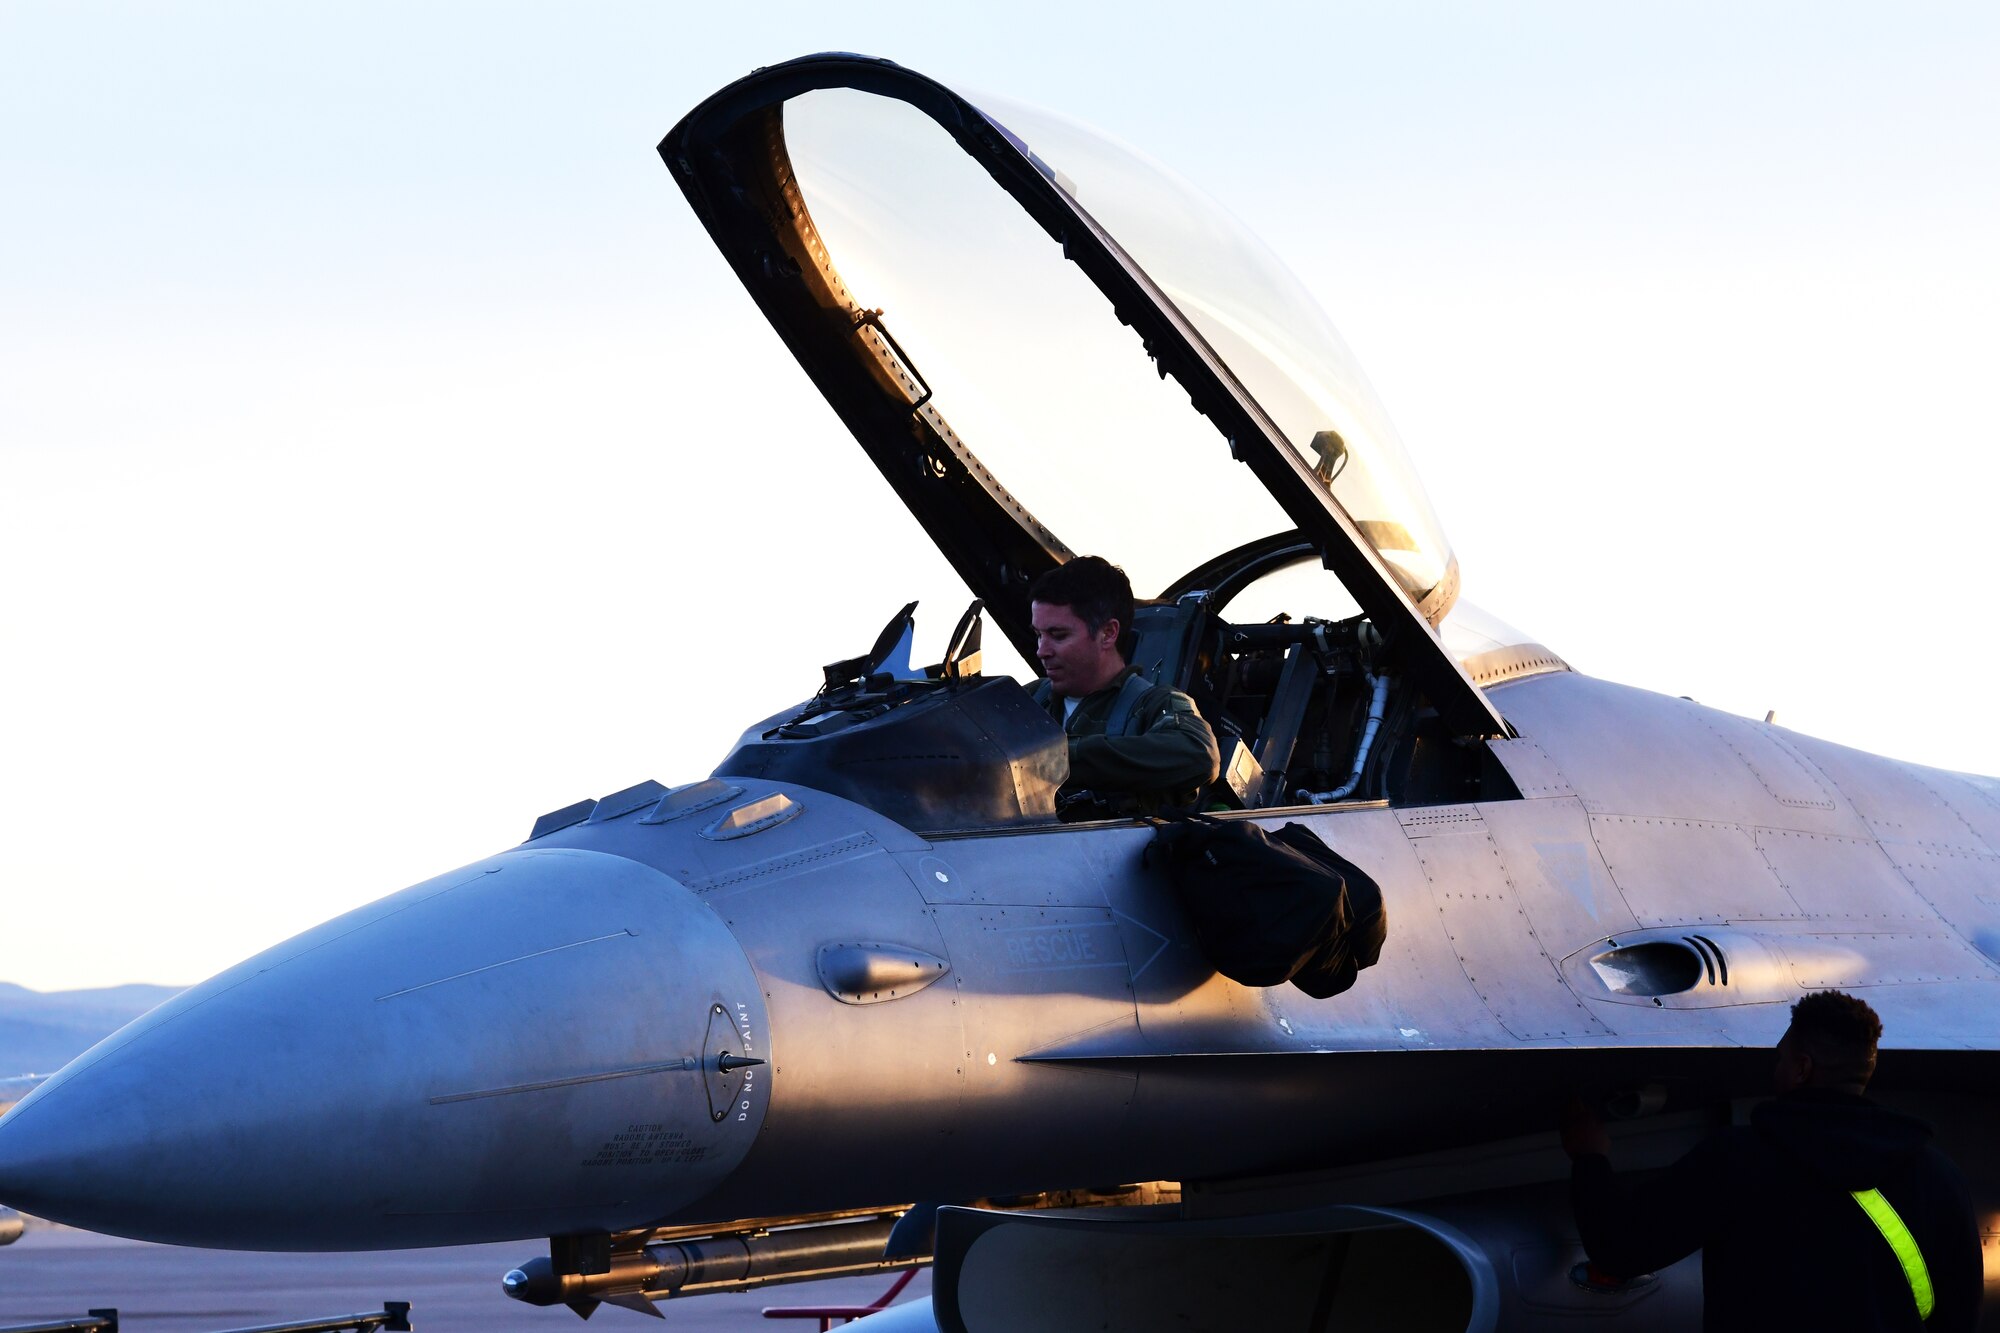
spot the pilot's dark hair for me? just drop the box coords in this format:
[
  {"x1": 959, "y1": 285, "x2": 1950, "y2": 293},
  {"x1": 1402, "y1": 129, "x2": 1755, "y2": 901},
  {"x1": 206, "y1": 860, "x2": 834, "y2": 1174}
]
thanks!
[
  {"x1": 1030, "y1": 556, "x2": 1135, "y2": 645},
  {"x1": 1787, "y1": 990, "x2": 1882, "y2": 1088}
]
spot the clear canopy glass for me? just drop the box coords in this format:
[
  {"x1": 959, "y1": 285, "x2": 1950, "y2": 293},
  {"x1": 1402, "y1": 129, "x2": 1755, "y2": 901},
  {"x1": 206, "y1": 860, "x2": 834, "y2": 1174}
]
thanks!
[
  {"x1": 973, "y1": 94, "x2": 1459, "y2": 614},
  {"x1": 780, "y1": 84, "x2": 1468, "y2": 634},
  {"x1": 783, "y1": 90, "x2": 1295, "y2": 603}
]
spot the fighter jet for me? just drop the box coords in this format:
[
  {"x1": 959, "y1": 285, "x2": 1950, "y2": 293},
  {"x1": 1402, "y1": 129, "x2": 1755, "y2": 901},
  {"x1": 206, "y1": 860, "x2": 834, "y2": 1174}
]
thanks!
[
  {"x1": 0, "y1": 1080, "x2": 39, "y2": 1245},
  {"x1": 2, "y1": 54, "x2": 1996, "y2": 1331}
]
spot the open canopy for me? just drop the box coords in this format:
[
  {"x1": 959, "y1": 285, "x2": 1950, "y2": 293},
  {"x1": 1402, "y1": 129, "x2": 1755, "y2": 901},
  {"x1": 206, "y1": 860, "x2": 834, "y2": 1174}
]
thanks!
[{"x1": 663, "y1": 54, "x2": 1507, "y2": 736}]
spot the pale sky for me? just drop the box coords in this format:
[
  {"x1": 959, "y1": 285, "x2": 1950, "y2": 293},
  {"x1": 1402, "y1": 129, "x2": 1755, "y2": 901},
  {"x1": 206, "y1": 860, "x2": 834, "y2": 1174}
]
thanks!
[{"x1": 4, "y1": 3, "x2": 1996, "y2": 993}]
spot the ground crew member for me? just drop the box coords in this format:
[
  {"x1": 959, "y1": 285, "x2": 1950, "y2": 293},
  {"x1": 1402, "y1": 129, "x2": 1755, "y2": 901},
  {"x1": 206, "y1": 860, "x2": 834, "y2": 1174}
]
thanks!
[
  {"x1": 1028, "y1": 556, "x2": 1219, "y2": 818},
  {"x1": 1562, "y1": 990, "x2": 1981, "y2": 1331}
]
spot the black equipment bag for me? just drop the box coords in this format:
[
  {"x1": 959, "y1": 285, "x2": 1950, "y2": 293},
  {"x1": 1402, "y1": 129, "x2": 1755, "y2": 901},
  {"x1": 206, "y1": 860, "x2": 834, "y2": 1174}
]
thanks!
[{"x1": 1151, "y1": 814, "x2": 1387, "y2": 997}]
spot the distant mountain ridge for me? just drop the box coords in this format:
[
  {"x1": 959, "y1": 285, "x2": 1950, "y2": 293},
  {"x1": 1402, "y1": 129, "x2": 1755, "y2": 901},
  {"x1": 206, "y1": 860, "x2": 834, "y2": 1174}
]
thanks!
[{"x1": 0, "y1": 982, "x2": 185, "y2": 1079}]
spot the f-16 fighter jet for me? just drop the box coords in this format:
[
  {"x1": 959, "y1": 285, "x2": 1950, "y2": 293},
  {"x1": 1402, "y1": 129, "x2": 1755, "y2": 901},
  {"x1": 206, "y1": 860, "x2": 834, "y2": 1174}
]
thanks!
[{"x1": 4, "y1": 54, "x2": 1997, "y2": 1332}]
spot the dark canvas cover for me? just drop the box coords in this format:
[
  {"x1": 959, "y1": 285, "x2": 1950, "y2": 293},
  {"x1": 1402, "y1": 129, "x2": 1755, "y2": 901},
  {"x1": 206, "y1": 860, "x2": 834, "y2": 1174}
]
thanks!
[{"x1": 1151, "y1": 815, "x2": 1386, "y2": 996}]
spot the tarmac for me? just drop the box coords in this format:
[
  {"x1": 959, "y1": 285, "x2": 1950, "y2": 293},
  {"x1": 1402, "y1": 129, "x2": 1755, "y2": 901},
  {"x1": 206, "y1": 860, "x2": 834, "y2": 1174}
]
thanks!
[{"x1": 0, "y1": 1229, "x2": 932, "y2": 1333}]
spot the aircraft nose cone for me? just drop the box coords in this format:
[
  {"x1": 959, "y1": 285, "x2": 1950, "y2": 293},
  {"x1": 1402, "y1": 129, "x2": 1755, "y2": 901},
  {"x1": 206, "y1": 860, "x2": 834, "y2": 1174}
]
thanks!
[{"x1": 0, "y1": 847, "x2": 769, "y2": 1248}]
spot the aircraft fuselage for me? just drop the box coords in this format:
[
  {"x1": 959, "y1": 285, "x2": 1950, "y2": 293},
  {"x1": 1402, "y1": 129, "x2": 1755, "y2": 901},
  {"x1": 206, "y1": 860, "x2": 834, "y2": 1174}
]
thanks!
[{"x1": 3, "y1": 668, "x2": 1994, "y2": 1251}]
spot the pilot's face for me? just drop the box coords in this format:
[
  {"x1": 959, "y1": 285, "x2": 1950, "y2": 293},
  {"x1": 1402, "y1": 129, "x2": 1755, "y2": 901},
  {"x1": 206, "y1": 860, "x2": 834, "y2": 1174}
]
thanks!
[{"x1": 1032, "y1": 600, "x2": 1123, "y2": 699}]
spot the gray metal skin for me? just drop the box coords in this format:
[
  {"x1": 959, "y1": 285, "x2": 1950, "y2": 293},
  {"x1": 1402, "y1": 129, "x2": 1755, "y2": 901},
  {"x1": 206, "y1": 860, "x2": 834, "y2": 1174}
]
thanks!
[
  {"x1": 1, "y1": 669, "x2": 1996, "y2": 1253},
  {"x1": 6, "y1": 50, "x2": 2000, "y2": 1331}
]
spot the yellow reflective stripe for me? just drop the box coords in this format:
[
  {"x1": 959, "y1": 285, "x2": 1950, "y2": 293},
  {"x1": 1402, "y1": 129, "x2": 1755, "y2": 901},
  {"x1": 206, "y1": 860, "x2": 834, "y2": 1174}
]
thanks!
[{"x1": 1851, "y1": 1188, "x2": 1936, "y2": 1321}]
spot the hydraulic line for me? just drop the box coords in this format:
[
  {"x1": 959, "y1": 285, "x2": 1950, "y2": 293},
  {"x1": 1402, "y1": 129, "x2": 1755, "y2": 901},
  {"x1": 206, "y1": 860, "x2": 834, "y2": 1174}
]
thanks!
[{"x1": 1299, "y1": 673, "x2": 1392, "y2": 804}]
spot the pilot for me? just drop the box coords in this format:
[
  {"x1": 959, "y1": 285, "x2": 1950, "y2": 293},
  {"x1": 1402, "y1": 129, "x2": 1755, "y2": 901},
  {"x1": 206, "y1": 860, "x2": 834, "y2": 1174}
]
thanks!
[
  {"x1": 1561, "y1": 990, "x2": 1980, "y2": 1332},
  {"x1": 1029, "y1": 556, "x2": 1220, "y2": 818}
]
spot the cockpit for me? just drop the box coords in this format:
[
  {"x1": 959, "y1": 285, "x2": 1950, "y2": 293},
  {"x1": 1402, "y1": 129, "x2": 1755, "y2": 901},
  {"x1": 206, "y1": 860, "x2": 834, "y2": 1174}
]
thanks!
[
  {"x1": 667, "y1": 57, "x2": 1569, "y2": 834},
  {"x1": 715, "y1": 578, "x2": 1545, "y2": 834}
]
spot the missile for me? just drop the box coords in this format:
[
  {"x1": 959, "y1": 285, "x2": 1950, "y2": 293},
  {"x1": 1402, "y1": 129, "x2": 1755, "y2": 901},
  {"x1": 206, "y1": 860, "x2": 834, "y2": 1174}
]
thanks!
[{"x1": 501, "y1": 1213, "x2": 908, "y2": 1317}]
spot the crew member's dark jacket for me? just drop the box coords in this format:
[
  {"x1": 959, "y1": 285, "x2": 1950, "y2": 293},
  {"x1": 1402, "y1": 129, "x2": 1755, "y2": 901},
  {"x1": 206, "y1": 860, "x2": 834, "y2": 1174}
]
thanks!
[
  {"x1": 1039, "y1": 666, "x2": 1220, "y2": 816},
  {"x1": 1572, "y1": 1088, "x2": 1980, "y2": 1332}
]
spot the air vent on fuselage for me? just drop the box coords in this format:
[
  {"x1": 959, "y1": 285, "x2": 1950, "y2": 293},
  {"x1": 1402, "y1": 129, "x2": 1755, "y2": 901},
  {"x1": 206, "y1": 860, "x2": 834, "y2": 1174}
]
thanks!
[
  {"x1": 1587, "y1": 940, "x2": 1707, "y2": 996},
  {"x1": 1688, "y1": 933, "x2": 1729, "y2": 986}
]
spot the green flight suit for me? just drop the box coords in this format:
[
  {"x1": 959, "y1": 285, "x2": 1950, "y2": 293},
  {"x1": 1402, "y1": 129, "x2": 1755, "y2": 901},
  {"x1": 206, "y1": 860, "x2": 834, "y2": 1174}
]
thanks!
[{"x1": 1039, "y1": 666, "x2": 1221, "y2": 817}]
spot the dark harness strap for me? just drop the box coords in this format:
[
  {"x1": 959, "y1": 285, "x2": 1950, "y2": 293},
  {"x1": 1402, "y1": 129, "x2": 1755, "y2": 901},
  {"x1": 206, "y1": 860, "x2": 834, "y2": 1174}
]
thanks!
[
  {"x1": 1034, "y1": 672, "x2": 1156, "y2": 736},
  {"x1": 1104, "y1": 671, "x2": 1155, "y2": 737}
]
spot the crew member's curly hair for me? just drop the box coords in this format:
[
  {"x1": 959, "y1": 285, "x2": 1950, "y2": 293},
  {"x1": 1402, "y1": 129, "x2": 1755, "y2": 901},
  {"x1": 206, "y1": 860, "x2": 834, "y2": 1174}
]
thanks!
[{"x1": 1789, "y1": 990, "x2": 1883, "y2": 1088}]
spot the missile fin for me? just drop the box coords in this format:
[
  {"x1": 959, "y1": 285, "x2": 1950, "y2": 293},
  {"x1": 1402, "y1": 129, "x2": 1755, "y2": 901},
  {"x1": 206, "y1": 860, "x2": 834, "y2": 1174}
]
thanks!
[{"x1": 599, "y1": 1293, "x2": 665, "y2": 1319}]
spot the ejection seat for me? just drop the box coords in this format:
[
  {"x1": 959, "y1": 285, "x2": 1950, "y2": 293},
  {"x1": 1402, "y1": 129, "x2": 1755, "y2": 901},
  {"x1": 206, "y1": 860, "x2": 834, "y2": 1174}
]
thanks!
[
  {"x1": 1126, "y1": 593, "x2": 1261, "y2": 809},
  {"x1": 1132, "y1": 537, "x2": 1392, "y2": 811}
]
